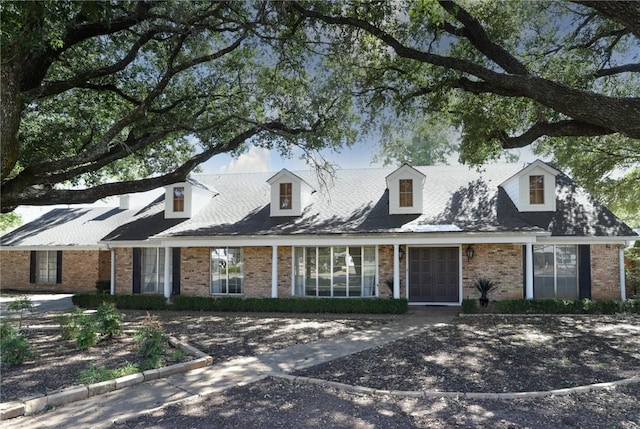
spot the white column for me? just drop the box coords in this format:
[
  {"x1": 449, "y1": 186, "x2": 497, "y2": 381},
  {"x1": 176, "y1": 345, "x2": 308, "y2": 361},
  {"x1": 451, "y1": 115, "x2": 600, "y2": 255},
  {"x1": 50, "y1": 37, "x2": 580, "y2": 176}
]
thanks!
[
  {"x1": 271, "y1": 245, "x2": 278, "y2": 298},
  {"x1": 620, "y1": 246, "x2": 627, "y2": 301},
  {"x1": 163, "y1": 247, "x2": 171, "y2": 300},
  {"x1": 525, "y1": 243, "x2": 534, "y2": 299},
  {"x1": 110, "y1": 248, "x2": 116, "y2": 296},
  {"x1": 393, "y1": 244, "x2": 401, "y2": 299}
]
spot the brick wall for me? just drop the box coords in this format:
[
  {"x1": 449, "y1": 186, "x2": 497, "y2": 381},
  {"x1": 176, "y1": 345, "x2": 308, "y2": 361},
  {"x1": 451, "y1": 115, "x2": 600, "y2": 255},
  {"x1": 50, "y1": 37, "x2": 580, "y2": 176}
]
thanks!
[
  {"x1": 244, "y1": 246, "x2": 273, "y2": 298},
  {"x1": 114, "y1": 248, "x2": 133, "y2": 294},
  {"x1": 590, "y1": 244, "x2": 622, "y2": 299},
  {"x1": 98, "y1": 250, "x2": 111, "y2": 280},
  {"x1": 378, "y1": 245, "x2": 406, "y2": 298},
  {"x1": 180, "y1": 247, "x2": 210, "y2": 296},
  {"x1": 463, "y1": 244, "x2": 524, "y2": 300},
  {"x1": 0, "y1": 249, "x2": 102, "y2": 293}
]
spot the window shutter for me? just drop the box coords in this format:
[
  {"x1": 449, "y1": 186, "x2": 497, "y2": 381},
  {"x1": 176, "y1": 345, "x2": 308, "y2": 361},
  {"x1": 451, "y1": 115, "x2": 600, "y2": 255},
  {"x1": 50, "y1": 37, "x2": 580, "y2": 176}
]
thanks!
[
  {"x1": 132, "y1": 248, "x2": 141, "y2": 294},
  {"x1": 172, "y1": 248, "x2": 181, "y2": 295},
  {"x1": 56, "y1": 251, "x2": 63, "y2": 284},
  {"x1": 29, "y1": 251, "x2": 37, "y2": 283},
  {"x1": 578, "y1": 245, "x2": 591, "y2": 300}
]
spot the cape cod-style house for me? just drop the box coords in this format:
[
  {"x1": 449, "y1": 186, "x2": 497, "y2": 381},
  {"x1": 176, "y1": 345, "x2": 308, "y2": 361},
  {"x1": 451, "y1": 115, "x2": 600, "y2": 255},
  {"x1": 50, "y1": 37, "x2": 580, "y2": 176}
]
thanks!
[{"x1": 1, "y1": 160, "x2": 636, "y2": 304}]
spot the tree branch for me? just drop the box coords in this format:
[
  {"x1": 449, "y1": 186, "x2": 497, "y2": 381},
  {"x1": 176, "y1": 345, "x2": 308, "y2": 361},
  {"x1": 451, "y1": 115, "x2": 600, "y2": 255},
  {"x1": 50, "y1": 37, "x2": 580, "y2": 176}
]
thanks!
[
  {"x1": 493, "y1": 120, "x2": 614, "y2": 149},
  {"x1": 595, "y1": 63, "x2": 640, "y2": 78}
]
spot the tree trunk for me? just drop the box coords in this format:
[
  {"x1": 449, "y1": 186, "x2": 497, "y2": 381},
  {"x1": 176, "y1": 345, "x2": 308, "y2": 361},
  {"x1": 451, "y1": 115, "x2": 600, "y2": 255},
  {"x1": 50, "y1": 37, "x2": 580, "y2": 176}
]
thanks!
[{"x1": 1, "y1": 61, "x2": 22, "y2": 180}]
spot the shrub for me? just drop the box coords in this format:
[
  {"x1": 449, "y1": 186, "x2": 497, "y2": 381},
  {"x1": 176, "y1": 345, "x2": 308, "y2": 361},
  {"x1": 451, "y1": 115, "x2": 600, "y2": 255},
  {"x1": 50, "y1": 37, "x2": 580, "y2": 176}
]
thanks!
[
  {"x1": 461, "y1": 299, "x2": 477, "y2": 314},
  {"x1": 95, "y1": 302, "x2": 122, "y2": 338},
  {"x1": 134, "y1": 313, "x2": 168, "y2": 369},
  {"x1": 7, "y1": 296, "x2": 35, "y2": 328},
  {"x1": 0, "y1": 322, "x2": 35, "y2": 367},
  {"x1": 55, "y1": 308, "x2": 85, "y2": 340},
  {"x1": 488, "y1": 298, "x2": 639, "y2": 314},
  {"x1": 76, "y1": 315, "x2": 98, "y2": 350},
  {"x1": 73, "y1": 293, "x2": 167, "y2": 310},
  {"x1": 95, "y1": 279, "x2": 111, "y2": 294},
  {"x1": 78, "y1": 363, "x2": 140, "y2": 384}
]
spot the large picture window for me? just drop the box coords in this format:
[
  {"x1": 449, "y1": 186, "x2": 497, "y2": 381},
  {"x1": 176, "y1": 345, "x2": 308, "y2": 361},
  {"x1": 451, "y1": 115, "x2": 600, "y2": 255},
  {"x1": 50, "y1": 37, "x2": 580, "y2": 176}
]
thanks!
[
  {"x1": 211, "y1": 247, "x2": 244, "y2": 295},
  {"x1": 294, "y1": 246, "x2": 376, "y2": 297},
  {"x1": 36, "y1": 251, "x2": 58, "y2": 283},
  {"x1": 533, "y1": 244, "x2": 578, "y2": 299},
  {"x1": 142, "y1": 248, "x2": 172, "y2": 294}
]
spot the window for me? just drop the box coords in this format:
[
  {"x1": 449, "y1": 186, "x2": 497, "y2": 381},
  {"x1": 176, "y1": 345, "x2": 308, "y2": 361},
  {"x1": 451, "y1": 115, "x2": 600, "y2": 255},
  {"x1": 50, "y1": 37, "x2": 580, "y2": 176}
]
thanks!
[
  {"x1": 173, "y1": 187, "x2": 185, "y2": 212},
  {"x1": 399, "y1": 179, "x2": 413, "y2": 207},
  {"x1": 142, "y1": 248, "x2": 172, "y2": 294},
  {"x1": 279, "y1": 183, "x2": 292, "y2": 209},
  {"x1": 211, "y1": 247, "x2": 243, "y2": 294},
  {"x1": 294, "y1": 246, "x2": 376, "y2": 297},
  {"x1": 533, "y1": 245, "x2": 578, "y2": 299},
  {"x1": 36, "y1": 251, "x2": 58, "y2": 283},
  {"x1": 529, "y1": 175, "x2": 544, "y2": 204}
]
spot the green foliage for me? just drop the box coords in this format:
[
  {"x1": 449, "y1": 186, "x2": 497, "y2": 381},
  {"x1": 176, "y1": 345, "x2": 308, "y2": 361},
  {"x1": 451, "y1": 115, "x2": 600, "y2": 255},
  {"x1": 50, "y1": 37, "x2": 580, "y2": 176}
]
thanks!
[
  {"x1": 170, "y1": 296, "x2": 408, "y2": 314},
  {"x1": 461, "y1": 299, "x2": 477, "y2": 314},
  {"x1": 72, "y1": 293, "x2": 167, "y2": 310},
  {"x1": 95, "y1": 279, "x2": 111, "y2": 294},
  {"x1": 55, "y1": 308, "x2": 84, "y2": 340},
  {"x1": 473, "y1": 278, "x2": 499, "y2": 296},
  {"x1": 78, "y1": 363, "x2": 140, "y2": 385},
  {"x1": 488, "y1": 298, "x2": 640, "y2": 314},
  {"x1": 134, "y1": 314, "x2": 168, "y2": 369},
  {"x1": 7, "y1": 296, "x2": 35, "y2": 328},
  {"x1": 0, "y1": 322, "x2": 35, "y2": 367},
  {"x1": 0, "y1": 212, "x2": 22, "y2": 232},
  {"x1": 95, "y1": 302, "x2": 122, "y2": 339},
  {"x1": 75, "y1": 315, "x2": 98, "y2": 350}
]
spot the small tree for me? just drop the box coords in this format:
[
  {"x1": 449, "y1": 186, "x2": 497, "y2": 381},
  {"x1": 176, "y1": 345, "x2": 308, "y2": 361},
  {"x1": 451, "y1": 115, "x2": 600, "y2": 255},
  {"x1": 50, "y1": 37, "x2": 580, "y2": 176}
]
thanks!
[{"x1": 7, "y1": 296, "x2": 35, "y2": 328}]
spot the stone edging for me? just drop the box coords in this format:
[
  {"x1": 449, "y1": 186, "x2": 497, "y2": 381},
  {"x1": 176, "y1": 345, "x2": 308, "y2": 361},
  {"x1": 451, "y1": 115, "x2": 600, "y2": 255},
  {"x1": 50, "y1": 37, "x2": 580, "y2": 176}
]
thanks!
[
  {"x1": 0, "y1": 336, "x2": 213, "y2": 420},
  {"x1": 270, "y1": 373, "x2": 640, "y2": 400}
]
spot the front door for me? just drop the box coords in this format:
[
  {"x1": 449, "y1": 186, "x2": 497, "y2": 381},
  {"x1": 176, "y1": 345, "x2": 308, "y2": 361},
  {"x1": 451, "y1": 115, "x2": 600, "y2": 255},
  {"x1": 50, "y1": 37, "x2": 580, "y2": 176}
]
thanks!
[{"x1": 409, "y1": 247, "x2": 459, "y2": 303}]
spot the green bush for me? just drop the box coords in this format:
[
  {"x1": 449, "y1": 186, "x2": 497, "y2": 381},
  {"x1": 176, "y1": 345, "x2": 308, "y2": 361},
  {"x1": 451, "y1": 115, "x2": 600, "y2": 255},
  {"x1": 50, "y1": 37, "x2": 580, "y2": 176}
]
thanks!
[
  {"x1": 134, "y1": 313, "x2": 168, "y2": 369},
  {"x1": 461, "y1": 299, "x2": 477, "y2": 314},
  {"x1": 95, "y1": 279, "x2": 111, "y2": 294},
  {"x1": 487, "y1": 298, "x2": 639, "y2": 314},
  {"x1": 7, "y1": 296, "x2": 35, "y2": 328},
  {"x1": 76, "y1": 315, "x2": 98, "y2": 350},
  {"x1": 55, "y1": 308, "x2": 84, "y2": 340},
  {"x1": 0, "y1": 322, "x2": 35, "y2": 367},
  {"x1": 73, "y1": 293, "x2": 167, "y2": 310},
  {"x1": 95, "y1": 302, "x2": 122, "y2": 338},
  {"x1": 170, "y1": 296, "x2": 408, "y2": 314}
]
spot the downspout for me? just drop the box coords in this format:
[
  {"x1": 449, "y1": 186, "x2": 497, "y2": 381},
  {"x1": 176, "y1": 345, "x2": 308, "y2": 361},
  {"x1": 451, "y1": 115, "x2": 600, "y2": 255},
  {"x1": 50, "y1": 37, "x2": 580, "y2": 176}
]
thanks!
[
  {"x1": 164, "y1": 247, "x2": 171, "y2": 300},
  {"x1": 525, "y1": 243, "x2": 534, "y2": 299},
  {"x1": 620, "y1": 244, "x2": 627, "y2": 301},
  {"x1": 272, "y1": 245, "x2": 278, "y2": 298},
  {"x1": 109, "y1": 245, "x2": 115, "y2": 296},
  {"x1": 393, "y1": 244, "x2": 400, "y2": 299}
]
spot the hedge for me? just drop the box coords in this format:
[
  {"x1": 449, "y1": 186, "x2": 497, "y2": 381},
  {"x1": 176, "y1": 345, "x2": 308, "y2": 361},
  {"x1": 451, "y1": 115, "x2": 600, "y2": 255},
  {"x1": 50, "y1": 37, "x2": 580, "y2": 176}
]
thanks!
[
  {"x1": 72, "y1": 294, "x2": 167, "y2": 310},
  {"x1": 462, "y1": 298, "x2": 640, "y2": 314},
  {"x1": 72, "y1": 293, "x2": 408, "y2": 314},
  {"x1": 170, "y1": 296, "x2": 409, "y2": 314}
]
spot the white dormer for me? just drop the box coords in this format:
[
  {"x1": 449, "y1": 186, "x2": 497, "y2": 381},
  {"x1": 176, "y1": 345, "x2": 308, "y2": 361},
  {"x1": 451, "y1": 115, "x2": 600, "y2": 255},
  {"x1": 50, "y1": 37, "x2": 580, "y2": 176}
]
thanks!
[
  {"x1": 267, "y1": 169, "x2": 314, "y2": 217},
  {"x1": 165, "y1": 178, "x2": 216, "y2": 219},
  {"x1": 386, "y1": 163, "x2": 426, "y2": 215},
  {"x1": 501, "y1": 160, "x2": 559, "y2": 212}
]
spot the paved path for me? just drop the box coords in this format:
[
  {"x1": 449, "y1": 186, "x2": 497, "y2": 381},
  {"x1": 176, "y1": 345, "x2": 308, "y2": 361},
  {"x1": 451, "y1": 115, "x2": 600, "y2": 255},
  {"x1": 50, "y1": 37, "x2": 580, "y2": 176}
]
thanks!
[
  {"x1": 0, "y1": 294, "x2": 74, "y2": 318},
  {"x1": 2, "y1": 307, "x2": 458, "y2": 429}
]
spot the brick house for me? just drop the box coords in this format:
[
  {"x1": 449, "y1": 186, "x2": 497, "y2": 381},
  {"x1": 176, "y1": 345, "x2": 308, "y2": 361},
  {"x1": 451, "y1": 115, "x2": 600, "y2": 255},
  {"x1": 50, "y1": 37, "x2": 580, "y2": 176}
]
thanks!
[{"x1": 1, "y1": 160, "x2": 636, "y2": 304}]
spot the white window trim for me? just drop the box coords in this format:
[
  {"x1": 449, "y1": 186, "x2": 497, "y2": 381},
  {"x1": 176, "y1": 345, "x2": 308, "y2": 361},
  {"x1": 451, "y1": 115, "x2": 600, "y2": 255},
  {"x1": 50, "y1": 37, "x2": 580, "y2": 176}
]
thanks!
[{"x1": 210, "y1": 247, "x2": 244, "y2": 296}]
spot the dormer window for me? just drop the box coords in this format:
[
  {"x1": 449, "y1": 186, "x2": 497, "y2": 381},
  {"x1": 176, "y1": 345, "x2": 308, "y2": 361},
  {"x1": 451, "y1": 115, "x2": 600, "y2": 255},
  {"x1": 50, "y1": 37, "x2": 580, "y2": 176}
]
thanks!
[
  {"x1": 173, "y1": 187, "x2": 185, "y2": 212},
  {"x1": 399, "y1": 179, "x2": 413, "y2": 207},
  {"x1": 529, "y1": 175, "x2": 544, "y2": 204},
  {"x1": 280, "y1": 183, "x2": 292, "y2": 209}
]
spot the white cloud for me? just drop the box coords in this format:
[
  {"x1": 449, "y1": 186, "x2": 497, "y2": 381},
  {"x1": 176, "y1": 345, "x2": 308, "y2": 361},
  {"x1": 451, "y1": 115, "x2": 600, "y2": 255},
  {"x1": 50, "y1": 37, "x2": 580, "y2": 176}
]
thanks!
[{"x1": 219, "y1": 146, "x2": 271, "y2": 173}]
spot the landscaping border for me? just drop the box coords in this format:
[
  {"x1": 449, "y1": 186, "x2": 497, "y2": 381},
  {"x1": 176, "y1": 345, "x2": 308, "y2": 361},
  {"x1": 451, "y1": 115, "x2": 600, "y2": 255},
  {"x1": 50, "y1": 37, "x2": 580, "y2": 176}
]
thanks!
[{"x1": 0, "y1": 336, "x2": 213, "y2": 420}]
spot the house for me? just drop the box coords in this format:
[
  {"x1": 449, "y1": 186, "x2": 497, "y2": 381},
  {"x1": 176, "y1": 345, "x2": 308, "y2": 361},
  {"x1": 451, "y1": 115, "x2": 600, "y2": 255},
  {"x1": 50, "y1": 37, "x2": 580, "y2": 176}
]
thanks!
[{"x1": 1, "y1": 160, "x2": 636, "y2": 304}]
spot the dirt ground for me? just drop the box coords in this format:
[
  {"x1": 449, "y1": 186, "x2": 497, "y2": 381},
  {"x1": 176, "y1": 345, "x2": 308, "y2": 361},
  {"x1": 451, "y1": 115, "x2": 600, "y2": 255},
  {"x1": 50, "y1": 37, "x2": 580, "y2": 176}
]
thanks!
[{"x1": 1, "y1": 310, "x2": 639, "y2": 428}]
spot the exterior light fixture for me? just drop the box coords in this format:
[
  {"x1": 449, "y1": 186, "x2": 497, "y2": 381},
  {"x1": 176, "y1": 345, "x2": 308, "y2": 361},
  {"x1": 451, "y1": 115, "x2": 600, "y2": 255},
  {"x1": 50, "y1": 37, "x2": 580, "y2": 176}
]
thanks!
[{"x1": 466, "y1": 245, "x2": 475, "y2": 261}]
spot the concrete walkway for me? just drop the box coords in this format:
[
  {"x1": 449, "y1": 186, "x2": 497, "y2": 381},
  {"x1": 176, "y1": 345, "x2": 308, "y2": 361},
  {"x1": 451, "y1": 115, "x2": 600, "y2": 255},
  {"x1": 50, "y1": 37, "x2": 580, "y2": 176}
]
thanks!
[{"x1": 2, "y1": 307, "x2": 458, "y2": 429}]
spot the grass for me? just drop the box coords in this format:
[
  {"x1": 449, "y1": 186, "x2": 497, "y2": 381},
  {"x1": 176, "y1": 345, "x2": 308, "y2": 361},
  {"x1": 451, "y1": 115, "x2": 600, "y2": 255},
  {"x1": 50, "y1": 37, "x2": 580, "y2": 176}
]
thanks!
[{"x1": 78, "y1": 363, "x2": 140, "y2": 384}]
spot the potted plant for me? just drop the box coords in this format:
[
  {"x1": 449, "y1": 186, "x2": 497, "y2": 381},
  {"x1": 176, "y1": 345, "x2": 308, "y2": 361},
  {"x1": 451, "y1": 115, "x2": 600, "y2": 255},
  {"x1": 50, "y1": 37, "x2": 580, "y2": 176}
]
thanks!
[{"x1": 474, "y1": 278, "x2": 499, "y2": 307}]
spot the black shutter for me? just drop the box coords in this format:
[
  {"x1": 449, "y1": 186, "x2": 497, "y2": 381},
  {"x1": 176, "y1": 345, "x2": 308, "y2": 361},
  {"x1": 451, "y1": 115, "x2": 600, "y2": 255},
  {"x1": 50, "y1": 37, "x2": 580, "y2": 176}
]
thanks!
[
  {"x1": 29, "y1": 251, "x2": 37, "y2": 283},
  {"x1": 132, "y1": 248, "x2": 141, "y2": 294},
  {"x1": 56, "y1": 251, "x2": 63, "y2": 284},
  {"x1": 578, "y1": 245, "x2": 591, "y2": 300},
  {"x1": 522, "y1": 245, "x2": 527, "y2": 298},
  {"x1": 172, "y1": 248, "x2": 181, "y2": 295}
]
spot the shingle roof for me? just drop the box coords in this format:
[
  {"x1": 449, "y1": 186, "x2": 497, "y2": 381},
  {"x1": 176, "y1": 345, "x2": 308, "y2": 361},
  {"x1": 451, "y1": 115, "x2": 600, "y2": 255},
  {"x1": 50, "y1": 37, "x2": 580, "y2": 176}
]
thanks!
[{"x1": 0, "y1": 206, "x2": 137, "y2": 247}]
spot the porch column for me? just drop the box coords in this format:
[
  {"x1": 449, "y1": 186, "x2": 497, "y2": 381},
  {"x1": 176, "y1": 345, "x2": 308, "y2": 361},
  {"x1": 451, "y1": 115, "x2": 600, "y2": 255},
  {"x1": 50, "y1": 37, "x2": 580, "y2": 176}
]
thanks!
[
  {"x1": 271, "y1": 245, "x2": 278, "y2": 298},
  {"x1": 110, "y1": 248, "x2": 115, "y2": 296},
  {"x1": 163, "y1": 247, "x2": 171, "y2": 300},
  {"x1": 620, "y1": 245, "x2": 627, "y2": 301},
  {"x1": 393, "y1": 244, "x2": 401, "y2": 299},
  {"x1": 525, "y1": 243, "x2": 534, "y2": 299}
]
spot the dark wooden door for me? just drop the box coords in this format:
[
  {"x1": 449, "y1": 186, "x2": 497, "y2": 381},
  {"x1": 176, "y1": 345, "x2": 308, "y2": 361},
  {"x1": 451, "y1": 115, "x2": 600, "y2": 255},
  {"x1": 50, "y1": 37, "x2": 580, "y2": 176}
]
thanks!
[{"x1": 409, "y1": 247, "x2": 459, "y2": 303}]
